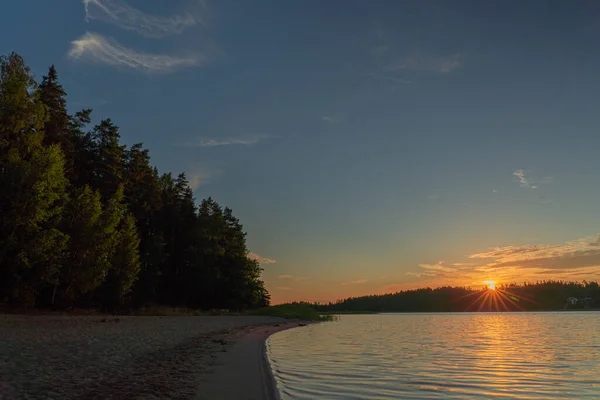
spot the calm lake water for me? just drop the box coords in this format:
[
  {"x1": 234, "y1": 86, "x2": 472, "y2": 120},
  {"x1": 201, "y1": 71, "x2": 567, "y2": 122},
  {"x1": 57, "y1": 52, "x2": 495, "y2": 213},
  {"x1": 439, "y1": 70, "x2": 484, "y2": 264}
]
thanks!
[{"x1": 267, "y1": 313, "x2": 600, "y2": 399}]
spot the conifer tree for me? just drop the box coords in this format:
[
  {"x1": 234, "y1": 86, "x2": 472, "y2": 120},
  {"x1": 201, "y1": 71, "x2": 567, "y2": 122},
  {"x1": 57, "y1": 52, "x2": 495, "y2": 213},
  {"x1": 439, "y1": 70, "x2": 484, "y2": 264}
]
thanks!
[{"x1": 0, "y1": 53, "x2": 67, "y2": 306}]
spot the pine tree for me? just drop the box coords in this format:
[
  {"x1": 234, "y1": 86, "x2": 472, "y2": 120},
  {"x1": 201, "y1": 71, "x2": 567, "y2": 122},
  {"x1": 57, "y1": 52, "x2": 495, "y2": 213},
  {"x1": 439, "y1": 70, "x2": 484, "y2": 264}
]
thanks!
[
  {"x1": 0, "y1": 53, "x2": 68, "y2": 306},
  {"x1": 123, "y1": 143, "x2": 163, "y2": 306},
  {"x1": 55, "y1": 186, "x2": 106, "y2": 305},
  {"x1": 89, "y1": 119, "x2": 126, "y2": 201},
  {"x1": 39, "y1": 66, "x2": 74, "y2": 176},
  {"x1": 69, "y1": 108, "x2": 94, "y2": 187},
  {"x1": 97, "y1": 213, "x2": 141, "y2": 310}
]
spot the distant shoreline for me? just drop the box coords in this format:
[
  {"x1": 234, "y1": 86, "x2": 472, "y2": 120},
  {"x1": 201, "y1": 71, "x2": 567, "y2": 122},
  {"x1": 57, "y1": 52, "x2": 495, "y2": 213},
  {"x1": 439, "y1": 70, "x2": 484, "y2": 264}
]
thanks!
[{"x1": 321, "y1": 308, "x2": 600, "y2": 314}]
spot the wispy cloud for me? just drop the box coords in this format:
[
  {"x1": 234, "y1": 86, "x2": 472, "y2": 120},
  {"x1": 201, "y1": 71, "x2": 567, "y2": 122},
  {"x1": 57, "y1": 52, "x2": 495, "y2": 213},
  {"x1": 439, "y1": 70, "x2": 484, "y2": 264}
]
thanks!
[
  {"x1": 278, "y1": 275, "x2": 293, "y2": 279},
  {"x1": 248, "y1": 253, "x2": 277, "y2": 264},
  {"x1": 406, "y1": 272, "x2": 436, "y2": 278},
  {"x1": 451, "y1": 262, "x2": 475, "y2": 267},
  {"x1": 68, "y1": 32, "x2": 200, "y2": 72},
  {"x1": 418, "y1": 262, "x2": 457, "y2": 273},
  {"x1": 468, "y1": 236, "x2": 600, "y2": 269},
  {"x1": 182, "y1": 135, "x2": 267, "y2": 148},
  {"x1": 387, "y1": 53, "x2": 461, "y2": 73},
  {"x1": 340, "y1": 279, "x2": 368, "y2": 286},
  {"x1": 83, "y1": 0, "x2": 205, "y2": 38},
  {"x1": 406, "y1": 236, "x2": 600, "y2": 290},
  {"x1": 513, "y1": 169, "x2": 537, "y2": 189},
  {"x1": 276, "y1": 287, "x2": 292, "y2": 291},
  {"x1": 186, "y1": 167, "x2": 216, "y2": 190}
]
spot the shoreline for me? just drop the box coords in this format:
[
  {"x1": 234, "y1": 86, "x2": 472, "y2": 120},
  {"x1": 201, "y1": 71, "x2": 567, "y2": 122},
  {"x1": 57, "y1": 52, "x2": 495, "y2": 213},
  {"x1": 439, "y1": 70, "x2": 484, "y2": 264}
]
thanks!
[
  {"x1": 194, "y1": 321, "x2": 308, "y2": 400},
  {"x1": 0, "y1": 315, "x2": 310, "y2": 400}
]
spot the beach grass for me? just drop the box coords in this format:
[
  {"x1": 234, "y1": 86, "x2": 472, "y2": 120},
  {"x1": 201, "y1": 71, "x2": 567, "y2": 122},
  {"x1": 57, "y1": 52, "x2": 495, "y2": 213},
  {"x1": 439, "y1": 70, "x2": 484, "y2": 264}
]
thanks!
[
  {"x1": 319, "y1": 310, "x2": 379, "y2": 315},
  {"x1": 111, "y1": 304, "x2": 335, "y2": 321},
  {"x1": 246, "y1": 304, "x2": 333, "y2": 321},
  {"x1": 132, "y1": 307, "x2": 244, "y2": 316}
]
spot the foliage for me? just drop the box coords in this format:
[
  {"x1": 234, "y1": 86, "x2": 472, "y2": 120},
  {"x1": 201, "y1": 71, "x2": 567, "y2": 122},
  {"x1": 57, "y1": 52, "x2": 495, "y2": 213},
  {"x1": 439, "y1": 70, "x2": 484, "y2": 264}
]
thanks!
[
  {"x1": 0, "y1": 53, "x2": 68, "y2": 306},
  {"x1": 0, "y1": 53, "x2": 270, "y2": 312},
  {"x1": 247, "y1": 304, "x2": 333, "y2": 321}
]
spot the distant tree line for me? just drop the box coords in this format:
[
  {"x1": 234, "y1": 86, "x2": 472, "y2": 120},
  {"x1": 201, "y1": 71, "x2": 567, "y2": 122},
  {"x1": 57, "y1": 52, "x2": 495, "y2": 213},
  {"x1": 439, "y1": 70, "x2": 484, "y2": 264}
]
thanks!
[
  {"x1": 294, "y1": 281, "x2": 600, "y2": 312},
  {"x1": 0, "y1": 53, "x2": 269, "y2": 310}
]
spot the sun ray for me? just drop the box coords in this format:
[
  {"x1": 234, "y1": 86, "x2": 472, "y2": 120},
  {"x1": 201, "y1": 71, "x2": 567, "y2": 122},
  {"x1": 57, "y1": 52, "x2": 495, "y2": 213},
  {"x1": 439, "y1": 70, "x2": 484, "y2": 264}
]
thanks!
[
  {"x1": 464, "y1": 290, "x2": 490, "y2": 311},
  {"x1": 495, "y1": 291, "x2": 510, "y2": 311}
]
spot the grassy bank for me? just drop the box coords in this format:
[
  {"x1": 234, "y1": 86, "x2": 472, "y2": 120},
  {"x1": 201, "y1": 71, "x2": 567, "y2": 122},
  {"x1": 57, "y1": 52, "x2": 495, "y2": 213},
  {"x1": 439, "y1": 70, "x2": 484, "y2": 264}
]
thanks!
[
  {"x1": 2, "y1": 304, "x2": 335, "y2": 320},
  {"x1": 319, "y1": 310, "x2": 379, "y2": 315},
  {"x1": 131, "y1": 307, "x2": 241, "y2": 316},
  {"x1": 246, "y1": 304, "x2": 333, "y2": 321}
]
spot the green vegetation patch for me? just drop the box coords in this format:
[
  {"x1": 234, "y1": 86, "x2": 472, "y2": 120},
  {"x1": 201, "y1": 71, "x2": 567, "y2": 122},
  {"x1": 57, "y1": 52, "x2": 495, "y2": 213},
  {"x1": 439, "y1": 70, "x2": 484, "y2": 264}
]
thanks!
[{"x1": 246, "y1": 304, "x2": 333, "y2": 321}]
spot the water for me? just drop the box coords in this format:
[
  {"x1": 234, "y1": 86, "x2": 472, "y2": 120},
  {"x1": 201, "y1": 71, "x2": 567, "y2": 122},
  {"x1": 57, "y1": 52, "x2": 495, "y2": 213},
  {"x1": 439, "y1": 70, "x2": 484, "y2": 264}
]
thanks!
[{"x1": 267, "y1": 313, "x2": 600, "y2": 399}]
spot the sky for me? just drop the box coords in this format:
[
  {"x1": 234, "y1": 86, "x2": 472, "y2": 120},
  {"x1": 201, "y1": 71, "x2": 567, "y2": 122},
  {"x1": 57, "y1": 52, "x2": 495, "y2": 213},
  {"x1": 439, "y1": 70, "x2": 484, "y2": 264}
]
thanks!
[{"x1": 3, "y1": 0, "x2": 600, "y2": 304}]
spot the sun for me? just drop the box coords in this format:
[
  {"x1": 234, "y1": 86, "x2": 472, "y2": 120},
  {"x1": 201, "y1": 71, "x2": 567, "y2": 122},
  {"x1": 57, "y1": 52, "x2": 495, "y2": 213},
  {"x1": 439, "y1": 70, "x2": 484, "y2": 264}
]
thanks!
[{"x1": 483, "y1": 280, "x2": 496, "y2": 290}]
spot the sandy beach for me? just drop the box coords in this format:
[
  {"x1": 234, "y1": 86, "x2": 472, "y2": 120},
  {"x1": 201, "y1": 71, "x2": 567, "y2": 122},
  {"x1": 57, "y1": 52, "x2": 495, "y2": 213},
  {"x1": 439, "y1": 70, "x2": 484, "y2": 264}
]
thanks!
[{"x1": 0, "y1": 315, "x2": 302, "y2": 400}]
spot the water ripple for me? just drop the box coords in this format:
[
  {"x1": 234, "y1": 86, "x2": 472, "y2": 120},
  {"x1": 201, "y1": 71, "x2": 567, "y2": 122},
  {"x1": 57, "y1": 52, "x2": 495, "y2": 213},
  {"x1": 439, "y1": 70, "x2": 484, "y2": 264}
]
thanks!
[{"x1": 267, "y1": 313, "x2": 600, "y2": 399}]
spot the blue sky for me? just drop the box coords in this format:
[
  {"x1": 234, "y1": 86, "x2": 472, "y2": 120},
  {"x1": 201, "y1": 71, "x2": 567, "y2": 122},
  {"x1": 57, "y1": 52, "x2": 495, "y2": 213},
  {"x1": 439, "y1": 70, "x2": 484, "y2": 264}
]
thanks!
[{"x1": 4, "y1": 0, "x2": 600, "y2": 303}]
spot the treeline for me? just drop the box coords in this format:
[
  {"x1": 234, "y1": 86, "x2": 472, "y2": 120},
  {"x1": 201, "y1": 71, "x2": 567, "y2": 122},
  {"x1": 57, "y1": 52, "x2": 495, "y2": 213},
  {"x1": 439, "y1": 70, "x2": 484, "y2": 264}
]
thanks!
[
  {"x1": 0, "y1": 53, "x2": 269, "y2": 311},
  {"x1": 294, "y1": 280, "x2": 600, "y2": 312}
]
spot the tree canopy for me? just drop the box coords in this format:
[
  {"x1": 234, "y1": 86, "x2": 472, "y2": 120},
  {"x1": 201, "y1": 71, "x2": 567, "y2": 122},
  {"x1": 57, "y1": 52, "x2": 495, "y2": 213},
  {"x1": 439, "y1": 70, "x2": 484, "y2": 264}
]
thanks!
[{"x1": 0, "y1": 53, "x2": 270, "y2": 311}]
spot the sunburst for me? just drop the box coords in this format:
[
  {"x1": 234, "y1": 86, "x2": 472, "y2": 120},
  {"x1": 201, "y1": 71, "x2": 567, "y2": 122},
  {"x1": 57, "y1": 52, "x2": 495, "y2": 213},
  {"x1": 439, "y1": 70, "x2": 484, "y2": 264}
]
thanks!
[{"x1": 453, "y1": 283, "x2": 536, "y2": 312}]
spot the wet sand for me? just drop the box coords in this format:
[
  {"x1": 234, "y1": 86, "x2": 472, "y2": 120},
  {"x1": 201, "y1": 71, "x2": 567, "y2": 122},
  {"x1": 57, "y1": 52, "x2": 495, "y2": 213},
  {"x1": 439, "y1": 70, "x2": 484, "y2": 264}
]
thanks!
[{"x1": 195, "y1": 321, "x2": 306, "y2": 400}]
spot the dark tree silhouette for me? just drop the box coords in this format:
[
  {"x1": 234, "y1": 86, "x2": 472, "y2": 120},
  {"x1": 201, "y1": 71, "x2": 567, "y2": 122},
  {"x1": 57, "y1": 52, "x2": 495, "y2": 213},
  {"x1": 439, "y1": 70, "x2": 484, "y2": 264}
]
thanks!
[
  {"x1": 306, "y1": 280, "x2": 600, "y2": 313},
  {"x1": 0, "y1": 53, "x2": 270, "y2": 311}
]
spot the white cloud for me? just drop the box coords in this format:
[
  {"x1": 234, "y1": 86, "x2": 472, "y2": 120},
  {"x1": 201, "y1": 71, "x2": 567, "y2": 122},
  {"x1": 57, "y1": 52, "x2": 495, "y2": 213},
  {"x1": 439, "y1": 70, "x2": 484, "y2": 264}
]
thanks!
[
  {"x1": 418, "y1": 262, "x2": 457, "y2": 273},
  {"x1": 248, "y1": 253, "x2": 277, "y2": 264},
  {"x1": 68, "y1": 32, "x2": 200, "y2": 72},
  {"x1": 181, "y1": 134, "x2": 268, "y2": 148},
  {"x1": 513, "y1": 169, "x2": 537, "y2": 189},
  {"x1": 194, "y1": 137, "x2": 262, "y2": 147},
  {"x1": 83, "y1": 0, "x2": 204, "y2": 38},
  {"x1": 340, "y1": 279, "x2": 368, "y2": 286},
  {"x1": 513, "y1": 170, "x2": 554, "y2": 192},
  {"x1": 186, "y1": 168, "x2": 216, "y2": 190},
  {"x1": 387, "y1": 53, "x2": 461, "y2": 73}
]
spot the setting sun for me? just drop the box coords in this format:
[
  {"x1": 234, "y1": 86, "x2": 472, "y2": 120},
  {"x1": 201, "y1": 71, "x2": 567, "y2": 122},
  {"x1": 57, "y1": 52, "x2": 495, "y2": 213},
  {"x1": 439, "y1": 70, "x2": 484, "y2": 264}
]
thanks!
[{"x1": 484, "y1": 280, "x2": 496, "y2": 290}]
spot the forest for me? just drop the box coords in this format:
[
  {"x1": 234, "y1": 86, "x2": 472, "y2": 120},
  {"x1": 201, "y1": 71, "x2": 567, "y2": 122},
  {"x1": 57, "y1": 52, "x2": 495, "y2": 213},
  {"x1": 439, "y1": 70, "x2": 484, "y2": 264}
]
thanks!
[
  {"x1": 0, "y1": 53, "x2": 269, "y2": 311},
  {"x1": 302, "y1": 281, "x2": 600, "y2": 312}
]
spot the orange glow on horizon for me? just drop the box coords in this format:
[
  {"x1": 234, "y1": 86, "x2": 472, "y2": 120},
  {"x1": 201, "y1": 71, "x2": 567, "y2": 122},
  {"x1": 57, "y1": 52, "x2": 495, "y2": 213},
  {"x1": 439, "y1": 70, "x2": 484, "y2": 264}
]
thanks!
[{"x1": 483, "y1": 280, "x2": 496, "y2": 290}]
